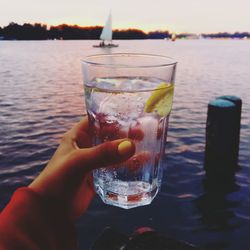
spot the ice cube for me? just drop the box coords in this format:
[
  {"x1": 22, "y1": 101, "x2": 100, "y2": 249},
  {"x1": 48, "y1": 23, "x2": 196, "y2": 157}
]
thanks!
[
  {"x1": 117, "y1": 79, "x2": 134, "y2": 91},
  {"x1": 131, "y1": 77, "x2": 162, "y2": 90},
  {"x1": 96, "y1": 93, "x2": 146, "y2": 122},
  {"x1": 136, "y1": 116, "x2": 159, "y2": 149},
  {"x1": 96, "y1": 78, "x2": 117, "y2": 90},
  {"x1": 115, "y1": 78, "x2": 157, "y2": 91}
]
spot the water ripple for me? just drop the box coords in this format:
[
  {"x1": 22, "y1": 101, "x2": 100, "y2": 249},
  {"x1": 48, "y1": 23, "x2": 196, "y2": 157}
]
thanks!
[{"x1": 0, "y1": 40, "x2": 250, "y2": 250}]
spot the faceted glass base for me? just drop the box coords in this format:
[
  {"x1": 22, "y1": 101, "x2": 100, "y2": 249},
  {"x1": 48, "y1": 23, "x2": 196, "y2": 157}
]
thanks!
[{"x1": 94, "y1": 180, "x2": 159, "y2": 209}]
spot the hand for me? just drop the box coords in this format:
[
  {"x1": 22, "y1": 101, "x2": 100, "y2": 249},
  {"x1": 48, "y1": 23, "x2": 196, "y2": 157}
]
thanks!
[{"x1": 29, "y1": 116, "x2": 135, "y2": 219}]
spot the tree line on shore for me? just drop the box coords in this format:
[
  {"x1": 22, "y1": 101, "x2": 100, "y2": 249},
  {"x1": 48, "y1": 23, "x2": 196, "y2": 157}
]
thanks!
[
  {"x1": 0, "y1": 22, "x2": 170, "y2": 40},
  {"x1": 0, "y1": 22, "x2": 249, "y2": 40}
]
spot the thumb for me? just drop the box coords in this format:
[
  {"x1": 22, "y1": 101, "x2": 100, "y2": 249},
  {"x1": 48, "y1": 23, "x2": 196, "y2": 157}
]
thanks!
[{"x1": 71, "y1": 139, "x2": 136, "y2": 173}]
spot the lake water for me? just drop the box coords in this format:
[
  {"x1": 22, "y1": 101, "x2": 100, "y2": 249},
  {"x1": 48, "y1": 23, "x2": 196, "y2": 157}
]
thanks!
[{"x1": 0, "y1": 40, "x2": 250, "y2": 249}]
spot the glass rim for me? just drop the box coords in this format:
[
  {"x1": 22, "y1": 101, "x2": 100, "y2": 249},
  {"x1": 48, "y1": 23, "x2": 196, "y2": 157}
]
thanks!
[{"x1": 81, "y1": 53, "x2": 177, "y2": 68}]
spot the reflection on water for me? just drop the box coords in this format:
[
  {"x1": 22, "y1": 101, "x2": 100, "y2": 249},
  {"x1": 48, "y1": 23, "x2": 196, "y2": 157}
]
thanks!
[
  {"x1": 0, "y1": 40, "x2": 250, "y2": 250},
  {"x1": 197, "y1": 175, "x2": 240, "y2": 231}
]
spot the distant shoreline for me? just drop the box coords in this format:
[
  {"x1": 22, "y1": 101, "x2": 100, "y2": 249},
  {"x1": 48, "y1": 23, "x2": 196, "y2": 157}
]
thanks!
[
  {"x1": 1, "y1": 38, "x2": 250, "y2": 42},
  {"x1": 0, "y1": 22, "x2": 249, "y2": 40}
]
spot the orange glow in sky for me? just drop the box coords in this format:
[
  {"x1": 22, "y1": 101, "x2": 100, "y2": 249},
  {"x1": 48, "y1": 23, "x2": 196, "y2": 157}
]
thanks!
[{"x1": 0, "y1": 0, "x2": 250, "y2": 33}]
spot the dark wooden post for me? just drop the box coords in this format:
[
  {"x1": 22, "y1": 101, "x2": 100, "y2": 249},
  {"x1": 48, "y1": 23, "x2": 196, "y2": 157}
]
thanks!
[
  {"x1": 217, "y1": 95, "x2": 242, "y2": 159},
  {"x1": 204, "y1": 98, "x2": 241, "y2": 178}
]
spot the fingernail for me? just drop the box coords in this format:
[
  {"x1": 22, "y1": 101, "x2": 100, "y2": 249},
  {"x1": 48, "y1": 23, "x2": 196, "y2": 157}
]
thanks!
[{"x1": 118, "y1": 140, "x2": 133, "y2": 157}]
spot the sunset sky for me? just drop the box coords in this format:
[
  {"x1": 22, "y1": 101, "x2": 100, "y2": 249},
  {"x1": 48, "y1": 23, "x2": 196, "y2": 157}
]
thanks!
[{"x1": 1, "y1": 0, "x2": 249, "y2": 33}]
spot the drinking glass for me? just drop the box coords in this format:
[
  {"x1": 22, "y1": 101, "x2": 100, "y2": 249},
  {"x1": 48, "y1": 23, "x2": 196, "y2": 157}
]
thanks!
[{"x1": 81, "y1": 53, "x2": 177, "y2": 209}]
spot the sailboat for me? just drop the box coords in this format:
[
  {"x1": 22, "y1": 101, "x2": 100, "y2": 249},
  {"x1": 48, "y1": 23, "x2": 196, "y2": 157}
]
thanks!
[
  {"x1": 93, "y1": 13, "x2": 118, "y2": 48},
  {"x1": 171, "y1": 33, "x2": 176, "y2": 42}
]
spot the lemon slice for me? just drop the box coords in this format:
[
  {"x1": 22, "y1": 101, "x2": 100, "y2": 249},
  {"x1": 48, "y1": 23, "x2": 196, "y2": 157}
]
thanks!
[{"x1": 144, "y1": 82, "x2": 174, "y2": 116}]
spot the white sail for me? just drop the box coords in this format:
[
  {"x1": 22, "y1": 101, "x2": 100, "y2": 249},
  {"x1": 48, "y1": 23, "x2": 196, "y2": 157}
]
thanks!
[{"x1": 100, "y1": 13, "x2": 112, "y2": 41}]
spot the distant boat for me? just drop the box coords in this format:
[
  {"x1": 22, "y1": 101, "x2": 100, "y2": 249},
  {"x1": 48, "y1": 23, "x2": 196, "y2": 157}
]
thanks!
[
  {"x1": 171, "y1": 33, "x2": 176, "y2": 42},
  {"x1": 93, "y1": 13, "x2": 118, "y2": 48}
]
